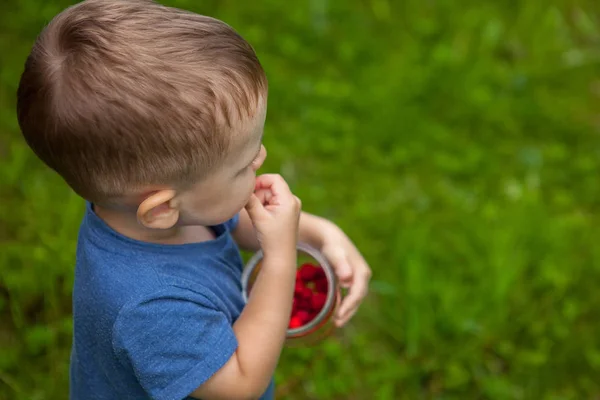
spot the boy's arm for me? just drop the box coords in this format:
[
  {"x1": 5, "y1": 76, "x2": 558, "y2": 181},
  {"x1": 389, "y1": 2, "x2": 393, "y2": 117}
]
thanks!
[
  {"x1": 189, "y1": 254, "x2": 294, "y2": 400},
  {"x1": 234, "y1": 206, "x2": 371, "y2": 328},
  {"x1": 190, "y1": 175, "x2": 300, "y2": 400}
]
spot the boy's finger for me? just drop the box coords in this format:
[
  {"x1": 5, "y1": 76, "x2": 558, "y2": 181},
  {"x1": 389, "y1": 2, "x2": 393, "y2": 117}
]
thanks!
[
  {"x1": 335, "y1": 255, "x2": 372, "y2": 325},
  {"x1": 255, "y1": 174, "x2": 292, "y2": 198},
  {"x1": 335, "y1": 307, "x2": 358, "y2": 327},
  {"x1": 253, "y1": 188, "x2": 272, "y2": 205},
  {"x1": 323, "y1": 247, "x2": 353, "y2": 286},
  {"x1": 335, "y1": 271, "x2": 369, "y2": 321},
  {"x1": 244, "y1": 194, "x2": 266, "y2": 220}
]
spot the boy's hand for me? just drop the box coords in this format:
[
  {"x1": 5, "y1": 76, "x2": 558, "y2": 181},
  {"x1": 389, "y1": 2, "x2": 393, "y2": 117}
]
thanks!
[
  {"x1": 194, "y1": 176, "x2": 301, "y2": 400},
  {"x1": 245, "y1": 174, "x2": 302, "y2": 259},
  {"x1": 304, "y1": 219, "x2": 372, "y2": 327}
]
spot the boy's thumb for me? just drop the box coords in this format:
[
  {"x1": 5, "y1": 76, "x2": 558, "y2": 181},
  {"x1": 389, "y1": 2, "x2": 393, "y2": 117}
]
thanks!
[{"x1": 244, "y1": 194, "x2": 265, "y2": 220}]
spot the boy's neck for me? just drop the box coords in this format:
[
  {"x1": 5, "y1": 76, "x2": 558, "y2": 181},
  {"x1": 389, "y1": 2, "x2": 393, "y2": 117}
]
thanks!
[{"x1": 93, "y1": 204, "x2": 216, "y2": 245}]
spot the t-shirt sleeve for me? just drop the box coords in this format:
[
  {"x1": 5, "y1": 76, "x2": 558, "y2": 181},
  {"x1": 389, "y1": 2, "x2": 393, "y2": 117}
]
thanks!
[{"x1": 112, "y1": 286, "x2": 238, "y2": 400}]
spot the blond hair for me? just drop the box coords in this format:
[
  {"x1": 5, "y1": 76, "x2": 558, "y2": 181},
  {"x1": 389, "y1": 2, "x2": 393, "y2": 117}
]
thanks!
[{"x1": 17, "y1": 0, "x2": 267, "y2": 203}]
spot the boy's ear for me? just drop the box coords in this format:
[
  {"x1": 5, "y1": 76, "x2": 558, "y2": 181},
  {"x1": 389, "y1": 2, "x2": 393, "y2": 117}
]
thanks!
[{"x1": 136, "y1": 190, "x2": 180, "y2": 229}]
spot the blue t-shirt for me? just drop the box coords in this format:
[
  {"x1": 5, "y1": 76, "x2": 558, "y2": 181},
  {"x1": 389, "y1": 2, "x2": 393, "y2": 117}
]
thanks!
[{"x1": 69, "y1": 202, "x2": 274, "y2": 400}]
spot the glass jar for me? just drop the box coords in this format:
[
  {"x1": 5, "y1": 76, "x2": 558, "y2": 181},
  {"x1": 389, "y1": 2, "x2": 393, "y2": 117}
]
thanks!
[{"x1": 241, "y1": 242, "x2": 340, "y2": 346}]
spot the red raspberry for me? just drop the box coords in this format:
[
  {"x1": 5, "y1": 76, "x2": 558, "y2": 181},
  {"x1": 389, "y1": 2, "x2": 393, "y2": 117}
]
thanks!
[
  {"x1": 311, "y1": 292, "x2": 327, "y2": 311},
  {"x1": 289, "y1": 261, "x2": 330, "y2": 329},
  {"x1": 299, "y1": 263, "x2": 319, "y2": 281},
  {"x1": 295, "y1": 310, "x2": 311, "y2": 324},
  {"x1": 315, "y1": 277, "x2": 328, "y2": 293},
  {"x1": 300, "y1": 287, "x2": 313, "y2": 299},
  {"x1": 294, "y1": 280, "x2": 305, "y2": 294},
  {"x1": 297, "y1": 296, "x2": 311, "y2": 310},
  {"x1": 288, "y1": 316, "x2": 303, "y2": 329},
  {"x1": 314, "y1": 267, "x2": 326, "y2": 280}
]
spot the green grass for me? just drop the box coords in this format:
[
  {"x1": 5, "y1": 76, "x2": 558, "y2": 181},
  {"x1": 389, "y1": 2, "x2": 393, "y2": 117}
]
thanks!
[{"x1": 2, "y1": 0, "x2": 600, "y2": 399}]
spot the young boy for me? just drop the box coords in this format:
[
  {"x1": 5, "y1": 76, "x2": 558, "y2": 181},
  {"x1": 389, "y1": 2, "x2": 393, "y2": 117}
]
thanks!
[{"x1": 17, "y1": 0, "x2": 371, "y2": 399}]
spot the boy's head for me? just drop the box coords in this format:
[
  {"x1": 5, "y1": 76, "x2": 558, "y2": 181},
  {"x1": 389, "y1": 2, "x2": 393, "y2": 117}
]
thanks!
[{"x1": 17, "y1": 0, "x2": 268, "y2": 228}]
